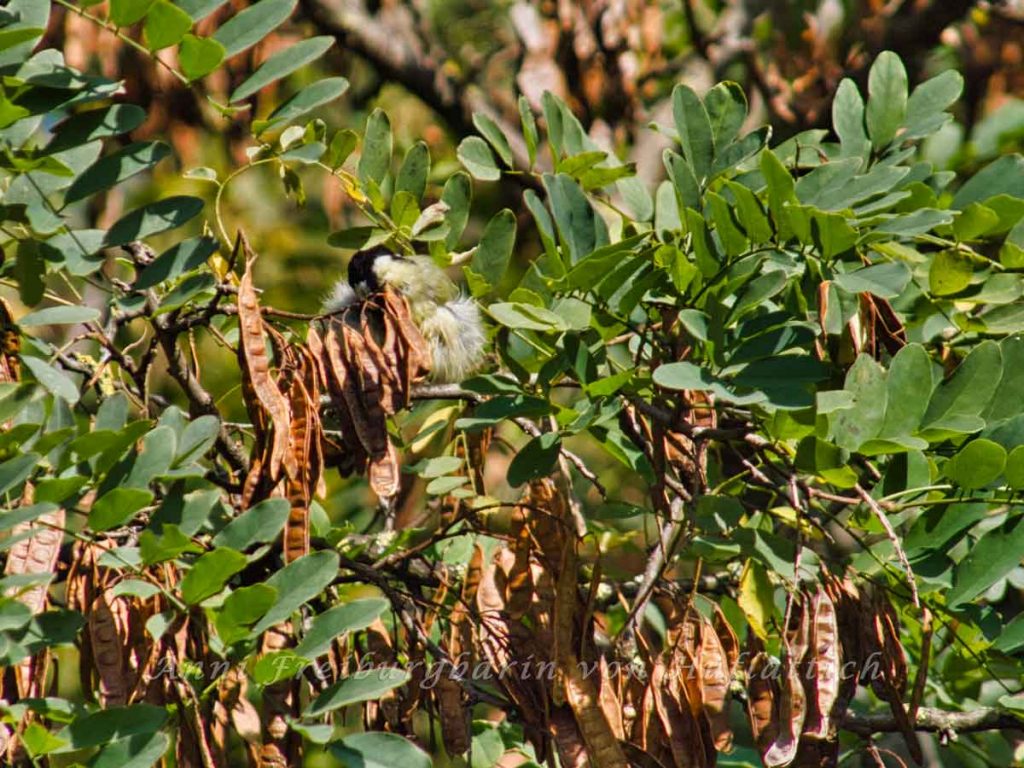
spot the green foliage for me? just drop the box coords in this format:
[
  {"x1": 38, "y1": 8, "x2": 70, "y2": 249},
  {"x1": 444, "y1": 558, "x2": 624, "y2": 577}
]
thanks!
[{"x1": 3, "y1": 3, "x2": 1024, "y2": 762}]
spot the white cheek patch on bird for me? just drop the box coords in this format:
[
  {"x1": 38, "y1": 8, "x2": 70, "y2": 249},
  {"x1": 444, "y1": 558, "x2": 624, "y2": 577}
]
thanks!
[{"x1": 313, "y1": 289, "x2": 432, "y2": 500}]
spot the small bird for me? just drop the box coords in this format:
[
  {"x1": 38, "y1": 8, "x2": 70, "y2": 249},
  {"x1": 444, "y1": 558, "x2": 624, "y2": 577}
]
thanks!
[{"x1": 323, "y1": 245, "x2": 486, "y2": 383}]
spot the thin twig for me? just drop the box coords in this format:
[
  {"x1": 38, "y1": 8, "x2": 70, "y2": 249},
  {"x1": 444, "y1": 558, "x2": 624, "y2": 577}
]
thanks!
[{"x1": 855, "y1": 484, "x2": 920, "y2": 608}]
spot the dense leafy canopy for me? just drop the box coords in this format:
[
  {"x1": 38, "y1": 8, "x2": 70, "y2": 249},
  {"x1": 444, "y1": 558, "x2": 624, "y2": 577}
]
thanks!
[{"x1": 0, "y1": 2, "x2": 1023, "y2": 768}]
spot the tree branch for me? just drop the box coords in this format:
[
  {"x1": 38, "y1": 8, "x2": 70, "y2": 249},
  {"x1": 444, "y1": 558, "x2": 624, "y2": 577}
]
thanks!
[
  {"x1": 843, "y1": 706, "x2": 1022, "y2": 737},
  {"x1": 299, "y1": 0, "x2": 536, "y2": 179}
]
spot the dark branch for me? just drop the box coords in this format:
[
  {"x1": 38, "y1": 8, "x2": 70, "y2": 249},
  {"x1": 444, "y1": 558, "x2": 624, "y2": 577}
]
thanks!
[
  {"x1": 843, "y1": 706, "x2": 1022, "y2": 736},
  {"x1": 299, "y1": 0, "x2": 536, "y2": 182}
]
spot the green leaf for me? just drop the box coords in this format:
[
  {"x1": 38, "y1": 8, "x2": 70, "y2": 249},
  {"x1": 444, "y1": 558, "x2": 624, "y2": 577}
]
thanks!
[
  {"x1": 21, "y1": 722, "x2": 66, "y2": 757},
  {"x1": 18, "y1": 306, "x2": 100, "y2": 326},
  {"x1": 230, "y1": 36, "x2": 333, "y2": 102},
  {"x1": 15, "y1": 240, "x2": 44, "y2": 307},
  {"x1": 760, "y1": 149, "x2": 797, "y2": 238},
  {"x1": 834, "y1": 262, "x2": 911, "y2": 299},
  {"x1": 457, "y1": 136, "x2": 500, "y2": 181},
  {"x1": 294, "y1": 598, "x2": 388, "y2": 658},
  {"x1": 0, "y1": 28, "x2": 46, "y2": 55},
  {"x1": 103, "y1": 196, "x2": 205, "y2": 247},
  {"x1": 395, "y1": 141, "x2": 429, "y2": 200},
  {"x1": 212, "y1": 497, "x2": 290, "y2": 550},
  {"x1": 213, "y1": 0, "x2": 296, "y2": 58},
  {"x1": 710, "y1": 127, "x2": 768, "y2": 179},
  {"x1": 22, "y1": 357, "x2": 79, "y2": 404},
  {"x1": 664, "y1": 149, "x2": 699, "y2": 210},
  {"x1": 922, "y1": 340, "x2": 1002, "y2": 433},
  {"x1": 831, "y1": 354, "x2": 887, "y2": 452},
  {"x1": 473, "y1": 112, "x2": 514, "y2": 168},
  {"x1": 724, "y1": 181, "x2": 771, "y2": 242},
  {"x1": 952, "y1": 154, "x2": 1024, "y2": 210},
  {"x1": 110, "y1": 0, "x2": 156, "y2": 26},
  {"x1": 655, "y1": 180, "x2": 681, "y2": 236},
  {"x1": 174, "y1": 0, "x2": 228, "y2": 20},
  {"x1": 329, "y1": 732, "x2": 430, "y2": 768},
  {"x1": 90, "y1": 488, "x2": 154, "y2": 532},
  {"x1": 47, "y1": 105, "x2": 147, "y2": 154},
  {"x1": 35, "y1": 476, "x2": 87, "y2": 504},
  {"x1": 904, "y1": 69, "x2": 963, "y2": 140},
  {"x1": 737, "y1": 559, "x2": 774, "y2": 640},
  {"x1": 1005, "y1": 446, "x2": 1024, "y2": 490},
  {"x1": 178, "y1": 34, "x2": 225, "y2": 81},
  {"x1": 671, "y1": 84, "x2": 713, "y2": 182},
  {"x1": 65, "y1": 142, "x2": 170, "y2": 205},
  {"x1": 358, "y1": 109, "x2": 392, "y2": 185},
  {"x1": 878, "y1": 344, "x2": 935, "y2": 439},
  {"x1": 953, "y1": 203, "x2": 1000, "y2": 242},
  {"x1": 135, "y1": 236, "x2": 217, "y2": 289},
  {"x1": 542, "y1": 173, "x2": 608, "y2": 264},
  {"x1": 253, "y1": 649, "x2": 307, "y2": 685},
  {"x1": 215, "y1": 583, "x2": 277, "y2": 643},
  {"x1": 986, "y1": 338, "x2": 1024, "y2": 423},
  {"x1": 507, "y1": 432, "x2": 561, "y2": 486},
  {"x1": 265, "y1": 77, "x2": 349, "y2": 127},
  {"x1": 57, "y1": 706, "x2": 168, "y2": 751},
  {"x1": 144, "y1": 0, "x2": 192, "y2": 50},
  {"x1": 139, "y1": 524, "x2": 200, "y2": 565},
  {"x1": 174, "y1": 415, "x2": 220, "y2": 466},
  {"x1": 706, "y1": 192, "x2": 747, "y2": 257},
  {"x1": 948, "y1": 514, "x2": 1024, "y2": 608},
  {"x1": 652, "y1": 361, "x2": 718, "y2": 391},
  {"x1": 326, "y1": 128, "x2": 358, "y2": 168},
  {"x1": 865, "y1": 51, "x2": 908, "y2": 149},
  {"x1": 704, "y1": 81, "x2": 746, "y2": 149},
  {"x1": 125, "y1": 426, "x2": 176, "y2": 487},
  {"x1": 252, "y1": 550, "x2": 340, "y2": 633},
  {"x1": 442, "y1": 171, "x2": 472, "y2": 249},
  {"x1": 832, "y1": 78, "x2": 867, "y2": 150},
  {"x1": 519, "y1": 95, "x2": 538, "y2": 168},
  {"x1": 944, "y1": 439, "x2": 1006, "y2": 490},
  {"x1": 90, "y1": 732, "x2": 168, "y2": 768},
  {"x1": 929, "y1": 250, "x2": 973, "y2": 296},
  {"x1": 0, "y1": 452, "x2": 38, "y2": 497},
  {"x1": 471, "y1": 209, "x2": 515, "y2": 289},
  {"x1": 307, "y1": 668, "x2": 411, "y2": 716},
  {"x1": 488, "y1": 302, "x2": 566, "y2": 332},
  {"x1": 180, "y1": 547, "x2": 247, "y2": 604}
]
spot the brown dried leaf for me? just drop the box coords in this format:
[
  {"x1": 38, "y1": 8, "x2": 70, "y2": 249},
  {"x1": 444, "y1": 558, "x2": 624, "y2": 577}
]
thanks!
[
  {"x1": 381, "y1": 289, "x2": 432, "y2": 392},
  {"x1": 563, "y1": 658, "x2": 630, "y2": 768},
  {"x1": 698, "y1": 612, "x2": 733, "y2": 751},
  {"x1": 337, "y1": 321, "x2": 389, "y2": 457},
  {"x1": 550, "y1": 707, "x2": 589, "y2": 768},
  {"x1": 764, "y1": 610, "x2": 810, "y2": 767},
  {"x1": 88, "y1": 592, "x2": 133, "y2": 706},
  {"x1": 237, "y1": 248, "x2": 296, "y2": 481},
  {"x1": 368, "y1": 440, "x2": 401, "y2": 499},
  {"x1": 282, "y1": 349, "x2": 322, "y2": 562},
  {"x1": 436, "y1": 668, "x2": 469, "y2": 757},
  {"x1": 746, "y1": 648, "x2": 779, "y2": 753},
  {"x1": 804, "y1": 589, "x2": 840, "y2": 740},
  {"x1": 651, "y1": 655, "x2": 707, "y2": 768},
  {"x1": 598, "y1": 657, "x2": 626, "y2": 741},
  {"x1": 260, "y1": 624, "x2": 300, "y2": 764},
  {"x1": 6, "y1": 505, "x2": 65, "y2": 698},
  {"x1": 0, "y1": 297, "x2": 19, "y2": 385}
]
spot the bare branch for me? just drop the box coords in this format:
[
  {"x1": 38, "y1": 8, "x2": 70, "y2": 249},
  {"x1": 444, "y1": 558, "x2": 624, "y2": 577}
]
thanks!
[
  {"x1": 843, "y1": 706, "x2": 1022, "y2": 737},
  {"x1": 299, "y1": 0, "x2": 536, "y2": 178}
]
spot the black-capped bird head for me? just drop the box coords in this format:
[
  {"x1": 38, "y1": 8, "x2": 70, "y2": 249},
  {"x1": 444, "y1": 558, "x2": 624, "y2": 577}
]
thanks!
[{"x1": 323, "y1": 246, "x2": 486, "y2": 383}]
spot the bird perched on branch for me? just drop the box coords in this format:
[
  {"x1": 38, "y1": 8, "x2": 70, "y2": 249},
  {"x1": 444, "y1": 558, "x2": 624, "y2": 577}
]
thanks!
[{"x1": 324, "y1": 245, "x2": 486, "y2": 383}]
